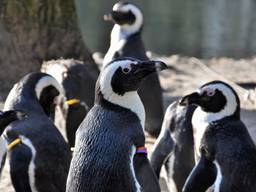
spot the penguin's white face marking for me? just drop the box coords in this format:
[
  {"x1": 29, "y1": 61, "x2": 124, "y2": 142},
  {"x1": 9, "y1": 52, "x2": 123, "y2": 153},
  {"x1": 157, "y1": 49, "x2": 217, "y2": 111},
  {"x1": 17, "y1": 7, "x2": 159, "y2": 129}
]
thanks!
[
  {"x1": 193, "y1": 83, "x2": 238, "y2": 124},
  {"x1": 19, "y1": 135, "x2": 38, "y2": 192},
  {"x1": 100, "y1": 59, "x2": 145, "y2": 128},
  {"x1": 112, "y1": 3, "x2": 143, "y2": 35},
  {"x1": 35, "y1": 75, "x2": 64, "y2": 100},
  {"x1": 190, "y1": 82, "x2": 238, "y2": 159},
  {"x1": 41, "y1": 63, "x2": 67, "y2": 84}
]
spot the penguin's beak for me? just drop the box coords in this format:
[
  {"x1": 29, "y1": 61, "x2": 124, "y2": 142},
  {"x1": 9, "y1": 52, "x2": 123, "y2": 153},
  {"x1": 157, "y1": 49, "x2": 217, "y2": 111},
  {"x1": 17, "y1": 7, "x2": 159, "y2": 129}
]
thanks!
[
  {"x1": 179, "y1": 92, "x2": 201, "y2": 106},
  {"x1": 104, "y1": 10, "x2": 135, "y2": 25},
  {"x1": 133, "y1": 61, "x2": 167, "y2": 80}
]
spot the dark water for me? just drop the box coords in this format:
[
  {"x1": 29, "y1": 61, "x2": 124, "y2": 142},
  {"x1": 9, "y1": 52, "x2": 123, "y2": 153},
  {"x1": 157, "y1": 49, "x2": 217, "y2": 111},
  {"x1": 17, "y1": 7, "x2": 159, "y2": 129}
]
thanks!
[{"x1": 75, "y1": 0, "x2": 256, "y2": 58}]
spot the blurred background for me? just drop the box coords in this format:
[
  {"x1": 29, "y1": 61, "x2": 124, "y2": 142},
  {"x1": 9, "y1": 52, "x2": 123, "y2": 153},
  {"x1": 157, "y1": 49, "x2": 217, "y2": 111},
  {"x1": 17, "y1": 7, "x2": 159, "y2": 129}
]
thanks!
[
  {"x1": 0, "y1": 0, "x2": 256, "y2": 98},
  {"x1": 78, "y1": 0, "x2": 256, "y2": 58}
]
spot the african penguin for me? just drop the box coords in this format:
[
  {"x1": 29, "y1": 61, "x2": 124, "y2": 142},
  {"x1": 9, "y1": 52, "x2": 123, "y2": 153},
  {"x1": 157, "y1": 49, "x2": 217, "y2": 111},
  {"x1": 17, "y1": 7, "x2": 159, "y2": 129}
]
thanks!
[
  {"x1": 104, "y1": 1, "x2": 165, "y2": 137},
  {"x1": 66, "y1": 58, "x2": 166, "y2": 192},
  {"x1": 41, "y1": 59, "x2": 97, "y2": 147},
  {"x1": 3, "y1": 72, "x2": 71, "y2": 192},
  {"x1": 0, "y1": 110, "x2": 26, "y2": 177},
  {"x1": 180, "y1": 80, "x2": 256, "y2": 192},
  {"x1": 150, "y1": 101, "x2": 196, "y2": 192}
]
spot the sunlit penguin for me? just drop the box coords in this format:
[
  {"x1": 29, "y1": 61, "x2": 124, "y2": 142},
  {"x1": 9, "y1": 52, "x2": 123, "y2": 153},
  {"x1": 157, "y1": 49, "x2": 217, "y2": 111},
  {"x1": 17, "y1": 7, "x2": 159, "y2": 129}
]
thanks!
[
  {"x1": 103, "y1": 2, "x2": 164, "y2": 136},
  {"x1": 66, "y1": 58, "x2": 166, "y2": 192},
  {"x1": 3, "y1": 72, "x2": 71, "y2": 192},
  {"x1": 41, "y1": 59, "x2": 97, "y2": 147},
  {"x1": 180, "y1": 81, "x2": 256, "y2": 192},
  {"x1": 150, "y1": 101, "x2": 196, "y2": 192}
]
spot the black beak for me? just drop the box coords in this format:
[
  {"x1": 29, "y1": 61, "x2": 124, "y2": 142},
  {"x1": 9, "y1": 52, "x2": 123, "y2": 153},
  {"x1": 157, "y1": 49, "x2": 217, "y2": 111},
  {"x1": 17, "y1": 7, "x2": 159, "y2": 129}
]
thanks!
[
  {"x1": 179, "y1": 92, "x2": 201, "y2": 106},
  {"x1": 134, "y1": 60, "x2": 167, "y2": 79}
]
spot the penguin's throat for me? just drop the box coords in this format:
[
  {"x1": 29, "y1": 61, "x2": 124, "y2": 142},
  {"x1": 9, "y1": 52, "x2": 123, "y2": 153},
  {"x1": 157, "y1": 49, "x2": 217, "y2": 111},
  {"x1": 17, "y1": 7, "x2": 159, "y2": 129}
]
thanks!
[{"x1": 103, "y1": 90, "x2": 145, "y2": 128}]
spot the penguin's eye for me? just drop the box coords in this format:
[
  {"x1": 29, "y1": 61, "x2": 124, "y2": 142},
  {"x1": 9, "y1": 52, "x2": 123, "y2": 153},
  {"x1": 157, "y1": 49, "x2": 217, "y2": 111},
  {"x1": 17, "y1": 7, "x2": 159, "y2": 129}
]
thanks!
[
  {"x1": 122, "y1": 67, "x2": 131, "y2": 74},
  {"x1": 206, "y1": 90, "x2": 215, "y2": 97}
]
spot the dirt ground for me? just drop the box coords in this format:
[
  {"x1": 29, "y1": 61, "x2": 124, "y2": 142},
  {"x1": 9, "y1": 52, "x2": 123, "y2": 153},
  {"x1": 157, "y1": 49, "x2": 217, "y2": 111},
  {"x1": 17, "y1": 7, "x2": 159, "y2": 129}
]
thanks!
[{"x1": 0, "y1": 55, "x2": 255, "y2": 191}]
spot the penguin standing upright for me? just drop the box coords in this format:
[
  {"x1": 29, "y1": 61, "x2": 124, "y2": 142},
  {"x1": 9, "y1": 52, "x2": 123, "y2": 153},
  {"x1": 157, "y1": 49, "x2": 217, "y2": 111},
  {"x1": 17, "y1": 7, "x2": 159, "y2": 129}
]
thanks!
[
  {"x1": 66, "y1": 58, "x2": 166, "y2": 192},
  {"x1": 104, "y1": 2, "x2": 164, "y2": 136},
  {"x1": 0, "y1": 110, "x2": 26, "y2": 176},
  {"x1": 41, "y1": 59, "x2": 97, "y2": 147},
  {"x1": 3, "y1": 72, "x2": 71, "y2": 192},
  {"x1": 150, "y1": 101, "x2": 196, "y2": 192},
  {"x1": 180, "y1": 81, "x2": 256, "y2": 192}
]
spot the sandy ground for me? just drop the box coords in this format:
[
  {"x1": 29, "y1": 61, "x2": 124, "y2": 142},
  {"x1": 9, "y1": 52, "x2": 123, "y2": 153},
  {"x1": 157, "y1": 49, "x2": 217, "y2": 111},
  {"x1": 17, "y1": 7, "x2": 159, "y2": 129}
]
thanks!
[{"x1": 0, "y1": 55, "x2": 255, "y2": 191}]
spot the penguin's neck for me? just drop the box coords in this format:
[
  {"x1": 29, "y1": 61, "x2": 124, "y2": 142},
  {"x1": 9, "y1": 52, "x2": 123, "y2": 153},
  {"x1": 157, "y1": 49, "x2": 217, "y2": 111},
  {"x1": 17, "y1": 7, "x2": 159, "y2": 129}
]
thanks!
[
  {"x1": 96, "y1": 89, "x2": 145, "y2": 129},
  {"x1": 104, "y1": 25, "x2": 141, "y2": 66}
]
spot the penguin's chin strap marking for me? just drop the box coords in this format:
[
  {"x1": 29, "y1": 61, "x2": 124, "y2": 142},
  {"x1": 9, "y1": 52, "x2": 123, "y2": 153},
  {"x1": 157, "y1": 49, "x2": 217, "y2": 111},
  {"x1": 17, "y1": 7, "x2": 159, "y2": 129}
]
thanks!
[
  {"x1": 7, "y1": 138, "x2": 22, "y2": 151},
  {"x1": 136, "y1": 146, "x2": 147, "y2": 154}
]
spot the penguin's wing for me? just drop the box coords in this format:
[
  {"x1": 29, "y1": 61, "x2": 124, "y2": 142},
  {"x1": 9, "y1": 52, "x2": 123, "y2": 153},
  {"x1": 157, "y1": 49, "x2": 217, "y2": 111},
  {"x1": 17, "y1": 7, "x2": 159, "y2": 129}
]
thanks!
[
  {"x1": 182, "y1": 154, "x2": 217, "y2": 192},
  {"x1": 9, "y1": 142, "x2": 33, "y2": 192},
  {"x1": 134, "y1": 153, "x2": 161, "y2": 192},
  {"x1": 150, "y1": 103, "x2": 175, "y2": 178}
]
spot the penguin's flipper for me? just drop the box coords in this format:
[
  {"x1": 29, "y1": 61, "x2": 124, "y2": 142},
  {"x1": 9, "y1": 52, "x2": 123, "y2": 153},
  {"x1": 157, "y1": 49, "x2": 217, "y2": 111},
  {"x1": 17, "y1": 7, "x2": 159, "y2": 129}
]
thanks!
[
  {"x1": 134, "y1": 153, "x2": 161, "y2": 192},
  {"x1": 150, "y1": 103, "x2": 175, "y2": 178},
  {"x1": 182, "y1": 154, "x2": 216, "y2": 192},
  {"x1": 9, "y1": 143, "x2": 33, "y2": 192}
]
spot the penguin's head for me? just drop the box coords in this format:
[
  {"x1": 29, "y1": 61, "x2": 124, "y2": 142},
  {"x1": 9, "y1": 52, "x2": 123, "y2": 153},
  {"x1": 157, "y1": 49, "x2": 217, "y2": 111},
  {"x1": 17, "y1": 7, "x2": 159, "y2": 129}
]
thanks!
[
  {"x1": 104, "y1": 1, "x2": 143, "y2": 34},
  {"x1": 96, "y1": 58, "x2": 167, "y2": 125},
  {"x1": 0, "y1": 110, "x2": 27, "y2": 135},
  {"x1": 4, "y1": 72, "x2": 64, "y2": 118},
  {"x1": 98, "y1": 57, "x2": 166, "y2": 99},
  {"x1": 180, "y1": 81, "x2": 240, "y2": 119}
]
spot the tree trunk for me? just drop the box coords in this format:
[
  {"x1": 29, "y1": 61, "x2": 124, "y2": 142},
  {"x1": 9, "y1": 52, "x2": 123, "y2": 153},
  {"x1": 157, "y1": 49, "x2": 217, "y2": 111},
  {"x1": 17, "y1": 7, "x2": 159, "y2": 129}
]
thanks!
[{"x1": 0, "y1": 0, "x2": 98, "y2": 99}]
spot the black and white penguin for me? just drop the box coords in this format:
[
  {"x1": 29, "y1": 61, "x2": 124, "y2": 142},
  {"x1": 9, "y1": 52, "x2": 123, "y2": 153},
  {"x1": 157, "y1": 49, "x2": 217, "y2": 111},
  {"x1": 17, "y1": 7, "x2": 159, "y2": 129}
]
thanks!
[
  {"x1": 180, "y1": 80, "x2": 256, "y2": 192},
  {"x1": 3, "y1": 72, "x2": 71, "y2": 192},
  {"x1": 66, "y1": 58, "x2": 166, "y2": 192},
  {"x1": 150, "y1": 101, "x2": 196, "y2": 192},
  {"x1": 0, "y1": 110, "x2": 26, "y2": 176},
  {"x1": 41, "y1": 59, "x2": 97, "y2": 147},
  {"x1": 103, "y1": 1, "x2": 164, "y2": 136}
]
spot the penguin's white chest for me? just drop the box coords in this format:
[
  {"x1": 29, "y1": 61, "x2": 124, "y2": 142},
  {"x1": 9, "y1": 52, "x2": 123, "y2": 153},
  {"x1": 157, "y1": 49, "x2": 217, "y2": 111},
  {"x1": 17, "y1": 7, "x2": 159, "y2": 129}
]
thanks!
[{"x1": 192, "y1": 109, "x2": 209, "y2": 161}]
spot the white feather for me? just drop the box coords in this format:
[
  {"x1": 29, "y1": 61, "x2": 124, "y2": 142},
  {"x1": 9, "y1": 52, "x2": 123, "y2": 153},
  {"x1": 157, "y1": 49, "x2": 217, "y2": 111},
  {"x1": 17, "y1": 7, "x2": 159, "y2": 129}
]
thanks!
[
  {"x1": 100, "y1": 60, "x2": 145, "y2": 128},
  {"x1": 192, "y1": 83, "x2": 238, "y2": 161},
  {"x1": 103, "y1": 3, "x2": 143, "y2": 66},
  {"x1": 130, "y1": 145, "x2": 141, "y2": 192},
  {"x1": 0, "y1": 137, "x2": 7, "y2": 178},
  {"x1": 213, "y1": 160, "x2": 222, "y2": 192},
  {"x1": 19, "y1": 135, "x2": 38, "y2": 192},
  {"x1": 35, "y1": 75, "x2": 64, "y2": 100}
]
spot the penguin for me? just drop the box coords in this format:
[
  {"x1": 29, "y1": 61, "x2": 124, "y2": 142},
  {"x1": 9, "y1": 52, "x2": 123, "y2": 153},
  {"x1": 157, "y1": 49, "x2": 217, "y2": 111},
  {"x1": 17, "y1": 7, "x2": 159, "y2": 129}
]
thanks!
[
  {"x1": 150, "y1": 101, "x2": 196, "y2": 192},
  {"x1": 3, "y1": 72, "x2": 71, "y2": 192},
  {"x1": 103, "y1": 1, "x2": 164, "y2": 137},
  {"x1": 0, "y1": 110, "x2": 26, "y2": 176},
  {"x1": 180, "y1": 80, "x2": 256, "y2": 192},
  {"x1": 41, "y1": 59, "x2": 97, "y2": 147},
  {"x1": 66, "y1": 58, "x2": 166, "y2": 192}
]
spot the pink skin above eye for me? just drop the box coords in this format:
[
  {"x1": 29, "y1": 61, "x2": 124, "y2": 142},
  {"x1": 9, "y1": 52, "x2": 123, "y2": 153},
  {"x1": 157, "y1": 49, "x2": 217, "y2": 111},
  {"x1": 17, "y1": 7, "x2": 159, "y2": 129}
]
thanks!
[
  {"x1": 200, "y1": 87, "x2": 215, "y2": 97},
  {"x1": 121, "y1": 65, "x2": 132, "y2": 74}
]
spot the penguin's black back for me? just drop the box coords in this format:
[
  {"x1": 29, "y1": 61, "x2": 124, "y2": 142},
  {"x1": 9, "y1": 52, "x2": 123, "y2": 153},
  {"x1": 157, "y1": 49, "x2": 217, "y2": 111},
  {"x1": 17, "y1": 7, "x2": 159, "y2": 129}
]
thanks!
[
  {"x1": 165, "y1": 102, "x2": 196, "y2": 191},
  {"x1": 201, "y1": 118, "x2": 256, "y2": 191},
  {"x1": 7, "y1": 113, "x2": 71, "y2": 192},
  {"x1": 66, "y1": 104, "x2": 144, "y2": 192}
]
